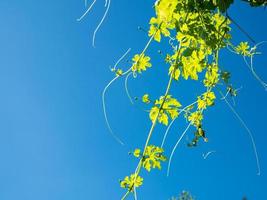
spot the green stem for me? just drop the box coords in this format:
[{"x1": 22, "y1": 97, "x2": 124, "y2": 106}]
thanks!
[
  {"x1": 121, "y1": 43, "x2": 182, "y2": 200},
  {"x1": 121, "y1": 191, "x2": 130, "y2": 200},
  {"x1": 121, "y1": 75, "x2": 174, "y2": 200}
]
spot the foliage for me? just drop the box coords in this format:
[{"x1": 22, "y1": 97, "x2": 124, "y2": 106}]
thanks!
[
  {"x1": 149, "y1": 95, "x2": 182, "y2": 126},
  {"x1": 131, "y1": 53, "x2": 152, "y2": 73},
  {"x1": 97, "y1": 0, "x2": 265, "y2": 199},
  {"x1": 76, "y1": 0, "x2": 266, "y2": 198},
  {"x1": 236, "y1": 42, "x2": 251, "y2": 56},
  {"x1": 133, "y1": 145, "x2": 167, "y2": 171},
  {"x1": 120, "y1": 174, "x2": 143, "y2": 192}
]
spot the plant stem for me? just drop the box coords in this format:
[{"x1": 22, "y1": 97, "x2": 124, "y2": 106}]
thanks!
[
  {"x1": 121, "y1": 191, "x2": 130, "y2": 200},
  {"x1": 121, "y1": 75, "x2": 174, "y2": 200},
  {"x1": 121, "y1": 43, "x2": 182, "y2": 200}
]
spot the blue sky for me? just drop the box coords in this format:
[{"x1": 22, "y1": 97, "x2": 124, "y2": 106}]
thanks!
[{"x1": 0, "y1": 0, "x2": 266, "y2": 200}]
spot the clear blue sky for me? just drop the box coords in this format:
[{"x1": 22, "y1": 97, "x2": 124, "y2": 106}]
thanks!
[{"x1": 0, "y1": 1, "x2": 266, "y2": 200}]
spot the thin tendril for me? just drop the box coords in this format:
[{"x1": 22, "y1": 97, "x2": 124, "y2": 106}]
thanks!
[
  {"x1": 243, "y1": 55, "x2": 267, "y2": 90},
  {"x1": 102, "y1": 76, "x2": 124, "y2": 145},
  {"x1": 104, "y1": 33, "x2": 156, "y2": 149},
  {"x1": 92, "y1": 0, "x2": 111, "y2": 47},
  {"x1": 226, "y1": 40, "x2": 267, "y2": 90},
  {"x1": 232, "y1": 95, "x2": 236, "y2": 106},
  {"x1": 255, "y1": 41, "x2": 267, "y2": 48},
  {"x1": 226, "y1": 43, "x2": 238, "y2": 54},
  {"x1": 133, "y1": 187, "x2": 138, "y2": 200},
  {"x1": 221, "y1": 88, "x2": 230, "y2": 100},
  {"x1": 125, "y1": 72, "x2": 134, "y2": 104},
  {"x1": 167, "y1": 123, "x2": 192, "y2": 176},
  {"x1": 111, "y1": 48, "x2": 131, "y2": 71},
  {"x1": 109, "y1": 48, "x2": 133, "y2": 104},
  {"x1": 77, "y1": 0, "x2": 97, "y2": 21},
  {"x1": 102, "y1": 68, "x2": 132, "y2": 145},
  {"x1": 161, "y1": 118, "x2": 176, "y2": 148},
  {"x1": 247, "y1": 41, "x2": 267, "y2": 90},
  {"x1": 202, "y1": 150, "x2": 216, "y2": 159},
  {"x1": 161, "y1": 101, "x2": 197, "y2": 148},
  {"x1": 219, "y1": 91, "x2": 261, "y2": 176}
]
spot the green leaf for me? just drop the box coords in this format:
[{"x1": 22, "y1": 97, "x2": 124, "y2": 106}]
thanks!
[
  {"x1": 149, "y1": 95, "x2": 182, "y2": 125},
  {"x1": 133, "y1": 149, "x2": 141, "y2": 158},
  {"x1": 142, "y1": 94, "x2": 150, "y2": 104},
  {"x1": 132, "y1": 54, "x2": 152, "y2": 73},
  {"x1": 120, "y1": 174, "x2": 143, "y2": 192},
  {"x1": 142, "y1": 145, "x2": 167, "y2": 172},
  {"x1": 236, "y1": 42, "x2": 251, "y2": 56}
]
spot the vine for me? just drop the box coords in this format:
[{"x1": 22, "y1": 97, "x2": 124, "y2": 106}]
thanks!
[
  {"x1": 77, "y1": 0, "x2": 111, "y2": 47},
  {"x1": 78, "y1": 0, "x2": 266, "y2": 199},
  {"x1": 110, "y1": 1, "x2": 266, "y2": 199}
]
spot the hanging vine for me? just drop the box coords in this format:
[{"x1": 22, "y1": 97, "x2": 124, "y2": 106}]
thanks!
[
  {"x1": 78, "y1": 0, "x2": 266, "y2": 199},
  {"x1": 104, "y1": 1, "x2": 267, "y2": 199}
]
